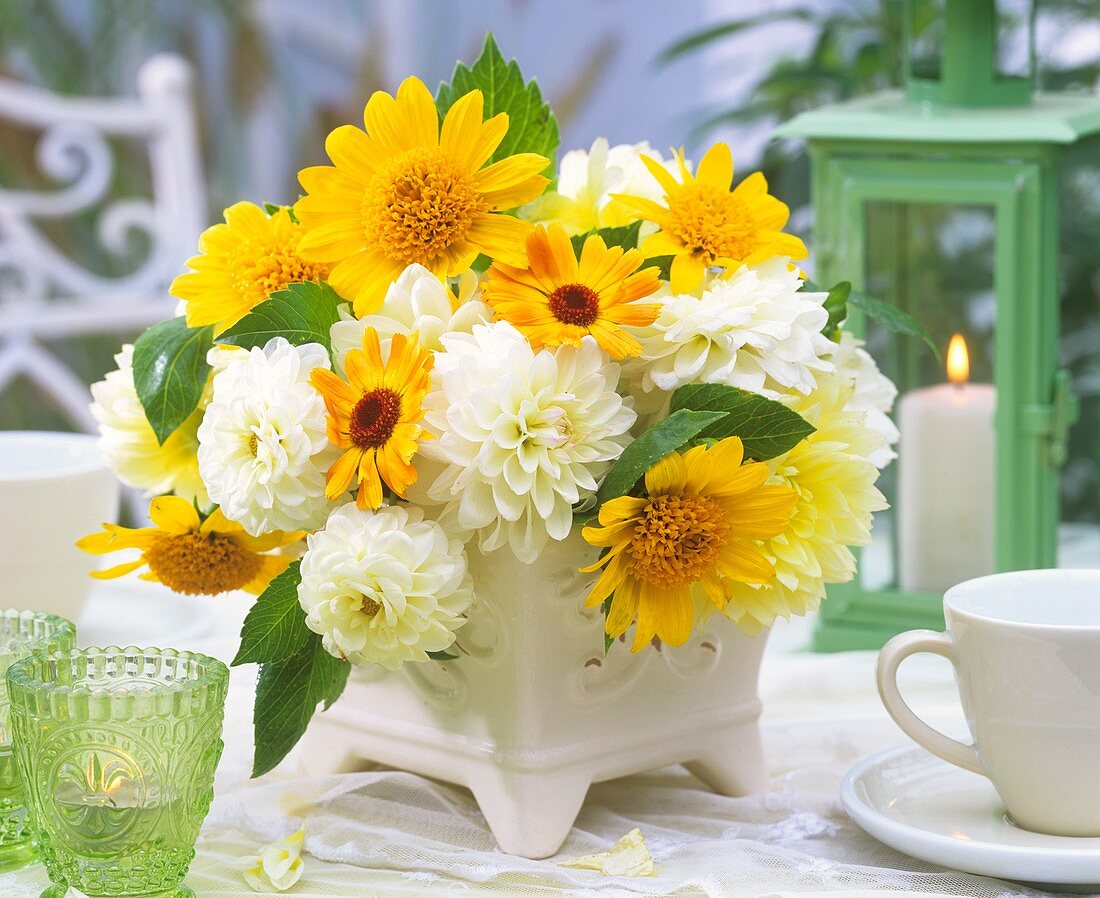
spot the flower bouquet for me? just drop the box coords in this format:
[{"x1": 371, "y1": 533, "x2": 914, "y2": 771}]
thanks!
[{"x1": 82, "y1": 36, "x2": 913, "y2": 857}]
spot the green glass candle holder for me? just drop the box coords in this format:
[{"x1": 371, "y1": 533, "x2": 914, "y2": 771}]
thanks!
[
  {"x1": 6, "y1": 646, "x2": 228, "y2": 898},
  {"x1": 0, "y1": 610, "x2": 77, "y2": 873}
]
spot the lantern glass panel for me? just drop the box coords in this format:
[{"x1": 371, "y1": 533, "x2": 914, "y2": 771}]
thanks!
[
  {"x1": 995, "y1": 0, "x2": 1033, "y2": 80},
  {"x1": 908, "y1": 0, "x2": 946, "y2": 82},
  {"x1": 859, "y1": 200, "x2": 997, "y2": 594}
]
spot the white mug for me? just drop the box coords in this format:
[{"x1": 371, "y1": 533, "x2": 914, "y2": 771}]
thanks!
[
  {"x1": 0, "y1": 432, "x2": 120, "y2": 622},
  {"x1": 878, "y1": 568, "x2": 1100, "y2": 837}
]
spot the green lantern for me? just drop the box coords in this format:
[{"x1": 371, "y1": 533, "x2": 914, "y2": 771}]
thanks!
[{"x1": 778, "y1": 0, "x2": 1090, "y2": 651}]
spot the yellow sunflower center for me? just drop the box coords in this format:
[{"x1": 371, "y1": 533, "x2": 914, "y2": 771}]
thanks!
[
  {"x1": 363, "y1": 146, "x2": 482, "y2": 266},
  {"x1": 629, "y1": 493, "x2": 729, "y2": 588},
  {"x1": 350, "y1": 387, "x2": 402, "y2": 449},
  {"x1": 145, "y1": 532, "x2": 262, "y2": 596},
  {"x1": 666, "y1": 185, "x2": 757, "y2": 264},
  {"x1": 227, "y1": 235, "x2": 329, "y2": 308},
  {"x1": 548, "y1": 283, "x2": 601, "y2": 327}
]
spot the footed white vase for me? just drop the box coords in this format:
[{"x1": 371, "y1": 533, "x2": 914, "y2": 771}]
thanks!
[{"x1": 298, "y1": 529, "x2": 770, "y2": 859}]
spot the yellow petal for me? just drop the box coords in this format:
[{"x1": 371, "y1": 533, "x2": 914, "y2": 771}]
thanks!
[
  {"x1": 149, "y1": 496, "x2": 200, "y2": 535},
  {"x1": 644, "y1": 451, "x2": 687, "y2": 496},
  {"x1": 695, "y1": 142, "x2": 733, "y2": 189}
]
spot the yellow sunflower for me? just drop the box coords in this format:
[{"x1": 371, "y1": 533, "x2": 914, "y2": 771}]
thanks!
[
  {"x1": 295, "y1": 76, "x2": 550, "y2": 316},
  {"x1": 310, "y1": 327, "x2": 433, "y2": 510},
  {"x1": 614, "y1": 142, "x2": 807, "y2": 295},
  {"x1": 77, "y1": 496, "x2": 301, "y2": 596},
  {"x1": 581, "y1": 437, "x2": 797, "y2": 651},
  {"x1": 484, "y1": 223, "x2": 661, "y2": 360},
  {"x1": 170, "y1": 202, "x2": 329, "y2": 335}
]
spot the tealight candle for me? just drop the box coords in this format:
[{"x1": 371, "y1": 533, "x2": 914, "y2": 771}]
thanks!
[{"x1": 897, "y1": 335, "x2": 996, "y2": 593}]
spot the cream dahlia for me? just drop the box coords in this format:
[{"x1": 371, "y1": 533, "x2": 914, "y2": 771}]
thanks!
[
  {"x1": 635, "y1": 257, "x2": 835, "y2": 398},
  {"x1": 421, "y1": 322, "x2": 635, "y2": 562},
  {"x1": 297, "y1": 503, "x2": 473, "y2": 668},
  {"x1": 329, "y1": 264, "x2": 490, "y2": 372},
  {"x1": 826, "y1": 330, "x2": 899, "y2": 468},
  {"x1": 197, "y1": 338, "x2": 335, "y2": 535},
  {"x1": 709, "y1": 373, "x2": 888, "y2": 634},
  {"x1": 90, "y1": 344, "x2": 209, "y2": 505}
]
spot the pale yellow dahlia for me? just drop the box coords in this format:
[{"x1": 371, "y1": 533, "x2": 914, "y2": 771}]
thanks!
[
  {"x1": 712, "y1": 374, "x2": 888, "y2": 634},
  {"x1": 295, "y1": 76, "x2": 550, "y2": 316}
]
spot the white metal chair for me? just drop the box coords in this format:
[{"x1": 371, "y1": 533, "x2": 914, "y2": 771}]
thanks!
[{"x1": 0, "y1": 54, "x2": 205, "y2": 431}]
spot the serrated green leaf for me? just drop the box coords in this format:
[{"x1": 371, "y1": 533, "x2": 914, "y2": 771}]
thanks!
[
  {"x1": 233, "y1": 562, "x2": 310, "y2": 667},
  {"x1": 569, "y1": 221, "x2": 643, "y2": 256},
  {"x1": 132, "y1": 317, "x2": 213, "y2": 445},
  {"x1": 436, "y1": 33, "x2": 559, "y2": 177},
  {"x1": 670, "y1": 383, "x2": 815, "y2": 460},
  {"x1": 252, "y1": 635, "x2": 350, "y2": 778},
  {"x1": 848, "y1": 286, "x2": 940, "y2": 359},
  {"x1": 216, "y1": 281, "x2": 346, "y2": 352},
  {"x1": 596, "y1": 408, "x2": 726, "y2": 505},
  {"x1": 426, "y1": 650, "x2": 459, "y2": 661}
]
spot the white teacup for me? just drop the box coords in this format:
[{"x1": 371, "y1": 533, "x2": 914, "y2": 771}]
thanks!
[
  {"x1": 0, "y1": 432, "x2": 120, "y2": 622},
  {"x1": 878, "y1": 568, "x2": 1100, "y2": 837}
]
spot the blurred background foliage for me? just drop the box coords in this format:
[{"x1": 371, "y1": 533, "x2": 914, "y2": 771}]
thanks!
[{"x1": 661, "y1": 0, "x2": 1099, "y2": 526}]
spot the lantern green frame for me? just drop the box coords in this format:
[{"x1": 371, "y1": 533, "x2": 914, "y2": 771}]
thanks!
[{"x1": 777, "y1": 0, "x2": 1092, "y2": 651}]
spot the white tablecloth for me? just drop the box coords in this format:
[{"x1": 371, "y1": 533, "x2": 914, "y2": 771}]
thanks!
[{"x1": 0, "y1": 585, "x2": 1068, "y2": 898}]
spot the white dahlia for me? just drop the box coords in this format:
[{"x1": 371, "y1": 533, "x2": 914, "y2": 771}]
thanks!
[
  {"x1": 298, "y1": 503, "x2": 473, "y2": 669},
  {"x1": 329, "y1": 265, "x2": 490, "y2": 373},
  {"x1": 197, "y1": 337, "x2": 334, "y2": 536},
  {"x1": 522, "y1": 138, "x2": 679, "y2": 235},
  {"x1": 421, "y1": 322, "x2": 635, "y2": 563},
  {"x1": 826, "y1": 330, "x2": 899, "y2": 468},
  {"x1": 90, "y1": 344, "x2": 209, "y2": 505},
  {"x1": 634, "y1": 258, "x2": 835, "y2": 399}
]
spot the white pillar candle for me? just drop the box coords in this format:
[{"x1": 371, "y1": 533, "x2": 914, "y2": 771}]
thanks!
[{"x1": 897, "y1": 335, "x2": 996, "y2": 593}]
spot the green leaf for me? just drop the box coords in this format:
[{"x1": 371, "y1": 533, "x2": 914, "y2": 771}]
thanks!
[
  {"x1": 426, "y1": 650, "x2": 459, "y2": 661},
  {"x1": 603, "y1": 598, "x2": 615, "y2": 655},
  {"x1": 819, "y1": 280, "x2": 851, "y2": 341},
  {"x1": 232, "y1": 562, "x2": 311, "y2": 667},
  {"x1": 569, "y1": 221, "x2": 642, "y2": 256},
  {"x1": 596, "y1": 408, "x2": 726, "y2": 505},
  {"x1": 436, "y1": 33, "x2": 559, "y2": 177},
  {"x1": 655, "y1": 8, "x2": 816, "y2": 65},
  {"x1": 252, "y1": 635, "x2": 350, "y2": 778},
  {"x1": 848, "y1": 286, "x2": 940, "y2": 359},
  {"x1": 216, "y1": 281, "x2": 346, "y2": 352},
  {"x1": 263, "y1": 201, "x2": 299, "y2": 223},
  {"x1": 670, "y1": 383, "x2": 815, "y2": 461},
  {"x1": 648, "y1": 255, "x2": 675, "y2": 280},
  {"x1": 132, "y1": 317, "x2": 213, "y2": 445}
]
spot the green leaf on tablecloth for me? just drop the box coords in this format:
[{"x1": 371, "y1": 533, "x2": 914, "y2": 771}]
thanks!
[
  {"x1": 570, "y1": 221, "x2": 643, "y2": 255},
  {"x1": 132, "y1": 316, "x2": 213, "y2": 445},
  {"x1": 595, "y1": 408, "x2": 726, "y2": 505},
  {"x1": 669, "y1": 383, "x2": 814, "y2": 461},
  {"x1": 216, "y1": 281, "x2": 346, "y2": 353},
  {"x1": 436, "y1": 33, "x2": 559, "y2": 177},
  {"x1": 233, "y1": 562, "x2": 311, "y2": 667},
  {"x1": 252, "y1": 635, "x2": 350, "y2": 778}
]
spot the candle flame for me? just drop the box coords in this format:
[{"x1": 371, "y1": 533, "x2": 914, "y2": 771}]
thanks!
[{"x1": 946, "y1": 334, "x2": 970, "y2": 385}]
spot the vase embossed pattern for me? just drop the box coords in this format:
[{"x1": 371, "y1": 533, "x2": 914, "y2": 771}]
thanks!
[{"x1": 300, "y1": 530, "x2": 769, "y2": 859}]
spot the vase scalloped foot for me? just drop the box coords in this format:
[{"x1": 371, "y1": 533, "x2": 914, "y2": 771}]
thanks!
[
  {"x1": 684, "y1": 717, "x2": 768, "y2": 796},
  {"x1": 470, "y1": 768, "x2": 591, "y2": 860},
  {"x1": 42, "y1": 887, "x2": 194, "y2": 898}
]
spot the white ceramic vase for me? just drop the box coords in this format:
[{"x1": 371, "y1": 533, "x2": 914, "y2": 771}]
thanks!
[{"x1": 299, "y1": 529, "x2": 770, "y2": 859}]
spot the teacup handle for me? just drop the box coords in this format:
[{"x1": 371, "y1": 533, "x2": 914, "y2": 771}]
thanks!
[{"x1": 876, "y1": 629, "x2": 986, "y2": 776}]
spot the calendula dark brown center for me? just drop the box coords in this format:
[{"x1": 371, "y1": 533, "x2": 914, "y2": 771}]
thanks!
[
  {"x1": 548, "y1": 283, "x2": 601, "y2": 327},
  {"x1": 349, "y1": 388, "x2": 402, "y2": 449}
]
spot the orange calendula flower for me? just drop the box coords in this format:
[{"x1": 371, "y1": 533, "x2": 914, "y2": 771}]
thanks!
[
  {"x1": 581, "y1": 437, "x2": 797, "y2": 652},
  {"x1": 310, "y1": 327, "x2": 433, "y2": 510},
  {"x1": 484, "y1": 223, "x2": 661, "y2": 360},
  {"x1": 614, "y1": 142, "x2": 807, "y2": 295},
  {"x1": 77, "y1": 496, "x2": 301, "y2": 596},
  {"x1": 170, "y1": 203, "x2": 329, "y2": 335},
  {"x1": 295, "y1": 76, "x2": 550, "y2": 316}
]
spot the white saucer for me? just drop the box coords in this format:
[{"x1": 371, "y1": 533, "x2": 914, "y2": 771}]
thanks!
[
  {"x1": 78, "y1": 579, "x2": 218, "y2": 649},
  {"x1": 842, "y1": 745, "x2": 1100, "y2": 889}
]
